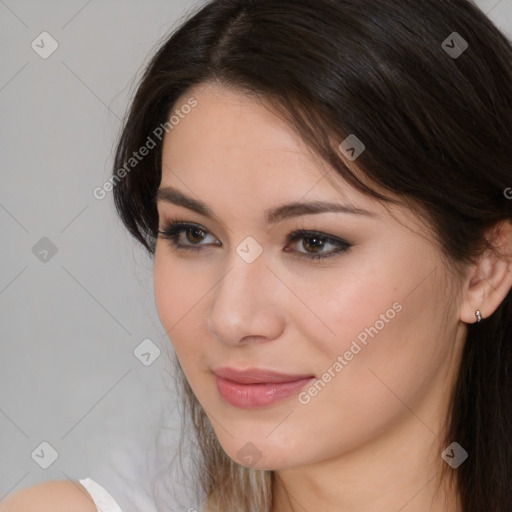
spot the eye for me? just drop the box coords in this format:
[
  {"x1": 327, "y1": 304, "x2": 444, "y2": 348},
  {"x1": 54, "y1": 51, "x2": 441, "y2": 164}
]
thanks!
[
  {"x1": 284, "y1": 229, "x2": 351, "y2": 260},
  {"x1": 158, "y1": 220, "x2": 219, "y2": 249},
  {"x1": 157, "y1": 219, "x2": 352, "y2": 261}
]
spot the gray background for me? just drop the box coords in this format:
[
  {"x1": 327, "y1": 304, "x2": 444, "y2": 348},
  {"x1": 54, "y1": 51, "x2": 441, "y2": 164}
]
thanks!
[{"x1": 1, "y1": 1, "x2": 511, "y2": 510}]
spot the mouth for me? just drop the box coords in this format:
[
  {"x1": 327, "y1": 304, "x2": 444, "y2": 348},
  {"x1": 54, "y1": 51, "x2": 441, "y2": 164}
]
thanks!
[{"x1": 213, "y1": 366, "x2": 316, "y2": 408}]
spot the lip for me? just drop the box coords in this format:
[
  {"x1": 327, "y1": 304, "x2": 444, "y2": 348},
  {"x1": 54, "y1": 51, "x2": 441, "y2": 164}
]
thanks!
[
  {"x1": 213, "y1": 366, "x2": 315, "y2": 384},
  {"x1": 213, "y1": 367, "x2": 316, "y2": 408}
]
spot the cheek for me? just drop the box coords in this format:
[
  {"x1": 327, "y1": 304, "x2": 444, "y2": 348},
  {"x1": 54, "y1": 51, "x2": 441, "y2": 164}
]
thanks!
[
  {"x1": 294, "y1": 264, "x2": 450, "y2": 438},
  {"x1": 286, "y1": 258, "x2": 402, "y2": 363},
  {"x1": 153, "y1": 250, "x2": 207, "y2": 357},
  {"x1": 153, "y1": 253, "x2": 181, "y2": 330},
  {"x1": 289, "y1": 240, "x2": 447, "y2": 373},
  {"x1": 291, "y1": 255, "x2": 448, "y2": 400},
  {"x1": 153, "y1": 247, "x2": 238, "y2": 409}
]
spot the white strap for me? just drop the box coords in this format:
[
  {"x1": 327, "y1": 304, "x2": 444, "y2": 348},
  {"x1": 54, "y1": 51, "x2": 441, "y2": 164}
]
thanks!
[{"x1": 78, "y1": 478, "x2": 123, "y2": 512}]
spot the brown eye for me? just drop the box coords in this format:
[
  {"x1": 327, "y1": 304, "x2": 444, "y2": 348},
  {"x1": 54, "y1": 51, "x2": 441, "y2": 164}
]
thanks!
[
  {"x1": 285, "y1": 229, "x2": 352, "y2": 260},
  {"x1": 301, "y1": 236, "x2": 325, "y2": 254},
  {"x1": 158, "y1": 221, "x2": 219, "y2": 250},
  {"x1": 158, "y1": 221, "x2": 351, "y2": 261},
  {"x1": 185, "y1": 226, "x2": 207, "y2": 244}
]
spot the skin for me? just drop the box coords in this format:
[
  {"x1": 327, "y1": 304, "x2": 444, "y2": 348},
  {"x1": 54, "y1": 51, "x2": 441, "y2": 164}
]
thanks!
[
  {"x1": 0, "y1": 480, "x2": 96, "y2": 512},
  {"x1": 153, "y1": 82, "x2": 512, "y2": 512}
]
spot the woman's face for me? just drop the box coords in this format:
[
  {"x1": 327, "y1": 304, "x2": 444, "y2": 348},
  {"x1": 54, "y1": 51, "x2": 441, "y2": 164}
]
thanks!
[{"x1": 154, "y1": 82, "x2": 466, "y2": 471}]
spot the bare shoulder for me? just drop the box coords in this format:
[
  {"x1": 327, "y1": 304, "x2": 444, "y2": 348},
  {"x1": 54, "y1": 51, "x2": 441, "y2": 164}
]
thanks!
[{"x1": 0, "y1": 480, "x2": 96, "y2": 512}]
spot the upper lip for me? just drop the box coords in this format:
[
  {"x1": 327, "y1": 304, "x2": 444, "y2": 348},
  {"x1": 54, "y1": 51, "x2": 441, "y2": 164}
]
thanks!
[{"x1": 213, "y1": 366, "x2": 315, "y2": 384}]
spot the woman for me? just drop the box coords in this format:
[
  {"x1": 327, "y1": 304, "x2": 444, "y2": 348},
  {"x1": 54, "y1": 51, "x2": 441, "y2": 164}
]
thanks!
[{"x1": 3, "y1": 0, "x2": 511, "y2": 511}]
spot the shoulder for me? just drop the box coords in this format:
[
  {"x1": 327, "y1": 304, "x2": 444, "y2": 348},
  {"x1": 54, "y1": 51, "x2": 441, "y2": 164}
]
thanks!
[{"x1": 0, "y1": 480, "x2": 96, "y2": 512}]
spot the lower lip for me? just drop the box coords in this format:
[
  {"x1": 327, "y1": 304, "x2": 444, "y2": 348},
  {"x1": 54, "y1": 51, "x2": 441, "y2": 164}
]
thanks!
[{"x1": 215, "y1": 375, "x2": 316, "y2": 409}]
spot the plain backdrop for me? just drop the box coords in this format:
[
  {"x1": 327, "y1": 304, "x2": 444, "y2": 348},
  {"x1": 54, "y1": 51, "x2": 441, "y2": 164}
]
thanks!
[{"x1": 1, "y1": 0, "x2": 511, "y2": 510}]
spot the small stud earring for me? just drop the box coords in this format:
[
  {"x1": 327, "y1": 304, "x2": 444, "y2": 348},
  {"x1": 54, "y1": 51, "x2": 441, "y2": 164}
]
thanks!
[{"x1": 475, "y1": 310, "x2": 482, "y2": 323}]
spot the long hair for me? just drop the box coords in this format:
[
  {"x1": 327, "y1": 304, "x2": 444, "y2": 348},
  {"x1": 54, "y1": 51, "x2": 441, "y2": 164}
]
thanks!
[{"x1": 112, "y1": 1, "x2": 512, "y2": 510}]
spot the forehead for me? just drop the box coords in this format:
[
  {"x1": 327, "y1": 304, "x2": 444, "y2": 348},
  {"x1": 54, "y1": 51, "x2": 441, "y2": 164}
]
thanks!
[
  {"x1": 163, "y1": 85, "x2": 318, "y2": 172},
  {"x1": 161, "y1": 83, "x2": 359, "y2": 202}
]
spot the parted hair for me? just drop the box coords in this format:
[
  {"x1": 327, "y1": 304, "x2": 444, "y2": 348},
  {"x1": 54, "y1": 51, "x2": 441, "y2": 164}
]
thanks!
[{"x1": 112, "y1": 1, "x2": 512, "y2": 510}]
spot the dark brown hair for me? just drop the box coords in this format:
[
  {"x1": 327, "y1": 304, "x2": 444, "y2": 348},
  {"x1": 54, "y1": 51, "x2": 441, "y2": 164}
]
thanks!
[{"x1": 112, "y1": 1, "x2": 512, "y2": 510}]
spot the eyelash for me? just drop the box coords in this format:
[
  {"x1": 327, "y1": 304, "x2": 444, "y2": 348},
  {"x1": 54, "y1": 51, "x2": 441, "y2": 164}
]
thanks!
[{"x1": 157, "y1": 218, "x2": 352, "y2": 261}]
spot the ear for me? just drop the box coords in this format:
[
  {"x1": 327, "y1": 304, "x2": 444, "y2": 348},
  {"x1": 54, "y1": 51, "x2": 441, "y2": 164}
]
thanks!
[{"x1": 460, "y1": 220, "x2": 512, "y2": 324}]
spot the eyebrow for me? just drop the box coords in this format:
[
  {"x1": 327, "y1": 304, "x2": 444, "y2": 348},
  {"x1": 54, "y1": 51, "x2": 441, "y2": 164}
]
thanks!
[{"x1": 156, "y1": 186, "x2": 375, "y2": 224}]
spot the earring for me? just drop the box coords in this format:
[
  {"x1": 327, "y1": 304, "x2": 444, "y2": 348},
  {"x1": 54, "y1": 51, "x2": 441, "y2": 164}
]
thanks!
[{"x1": 475, "y1": 310, "x2": 482, "y2": 323}]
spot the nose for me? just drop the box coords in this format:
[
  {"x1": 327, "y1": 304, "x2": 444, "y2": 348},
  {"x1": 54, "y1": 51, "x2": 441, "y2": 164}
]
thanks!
[{"x1": 207, "y1": 250, "x2": 285, "y2": 346}]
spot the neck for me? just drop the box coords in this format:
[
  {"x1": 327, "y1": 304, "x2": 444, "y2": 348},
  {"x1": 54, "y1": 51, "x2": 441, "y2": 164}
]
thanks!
[{"x1": 272, "y1": 410, "x2": 460, "y2": 512}]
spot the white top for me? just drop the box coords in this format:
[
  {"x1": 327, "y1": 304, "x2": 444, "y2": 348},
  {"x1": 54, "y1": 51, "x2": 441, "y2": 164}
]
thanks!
[{"x1": 79, "y1": 478, "x2": 123, "y2": 512}]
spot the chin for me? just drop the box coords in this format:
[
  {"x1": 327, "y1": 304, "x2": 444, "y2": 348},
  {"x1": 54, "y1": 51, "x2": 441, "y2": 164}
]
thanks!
[{"x1": 214, "y1": 432, "x2": 307, "y2": 471}]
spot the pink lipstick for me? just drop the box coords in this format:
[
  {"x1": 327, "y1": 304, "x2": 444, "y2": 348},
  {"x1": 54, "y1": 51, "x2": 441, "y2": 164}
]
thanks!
[{"x1": 213, "y1": 367, "x2": 315, "y2": 408}]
